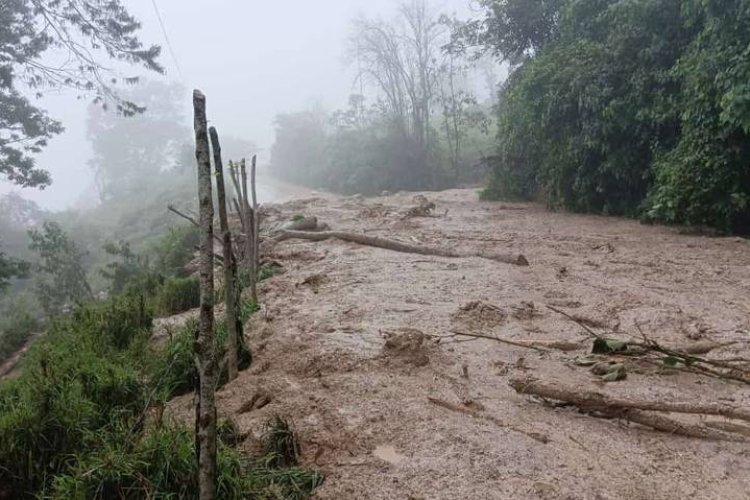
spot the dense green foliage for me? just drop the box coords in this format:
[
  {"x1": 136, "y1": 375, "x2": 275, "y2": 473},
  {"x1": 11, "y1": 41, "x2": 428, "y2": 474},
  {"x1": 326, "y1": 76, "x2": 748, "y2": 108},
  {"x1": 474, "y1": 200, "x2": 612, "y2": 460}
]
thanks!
[
  {"x1": 470, "y1": 0, "x2": 750, "y2": 232},
  {"x1": 0, "y1": 289, "x2": 320, "y2": 499},
  {"x1": 0, "y1": 0, "x2": 161, "y2": 188},
  {"x1": 0, "y1": 294, "x2": 39, "y2": 364},
  {"x1": 0, "y1": 249, "x2": 28, "y2": 293},
  {"x1": 154, "y1": 276, "x2": 201, "y2": 316},
  {"x1": 28, "y1": 221, "x2": 93, "y2": 317}
]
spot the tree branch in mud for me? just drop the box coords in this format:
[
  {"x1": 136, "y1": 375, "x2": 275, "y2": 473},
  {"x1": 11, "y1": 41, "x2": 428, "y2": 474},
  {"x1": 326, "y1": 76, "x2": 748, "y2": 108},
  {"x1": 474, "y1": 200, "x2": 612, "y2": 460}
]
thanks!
[
  {"x1": 510, "y1": 377, "x2": 748, "y2": 441},
  {"x1": 270, "y1": 230, "x2": 529, "y2": 265},
  {"x1": 427, "y1": 397, "x2": 549, "y2": 443},
  {"x1": 447, "y1": 330, "x2": 554, "y2": 352},
  {"x1": 546, "y1": 305, "x2": 750, "y2": 384}
]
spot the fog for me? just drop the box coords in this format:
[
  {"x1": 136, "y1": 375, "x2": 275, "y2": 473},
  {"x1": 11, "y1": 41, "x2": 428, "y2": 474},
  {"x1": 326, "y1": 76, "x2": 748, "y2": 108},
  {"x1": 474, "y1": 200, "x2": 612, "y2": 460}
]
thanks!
[{"x1": 0, "y1": 0, "x2": 479, "y2": 210}]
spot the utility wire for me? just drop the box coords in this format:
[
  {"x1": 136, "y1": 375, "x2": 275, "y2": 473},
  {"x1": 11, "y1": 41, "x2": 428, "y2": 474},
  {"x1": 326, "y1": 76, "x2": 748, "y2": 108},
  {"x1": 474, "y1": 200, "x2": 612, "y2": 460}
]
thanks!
[{"x1": 150, "y1": 0, "x2": 185, "y2": 82}]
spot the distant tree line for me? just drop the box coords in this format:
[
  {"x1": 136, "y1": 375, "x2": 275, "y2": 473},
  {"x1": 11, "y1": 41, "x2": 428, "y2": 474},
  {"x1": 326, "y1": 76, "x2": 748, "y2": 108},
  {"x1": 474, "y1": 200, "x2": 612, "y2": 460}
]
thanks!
[
  {"x1": 270, "y1": 0, "x2": 497, "y2": 195},
  {"x1": 458, "y1": 0, "x2": 750, "y2": 232}
]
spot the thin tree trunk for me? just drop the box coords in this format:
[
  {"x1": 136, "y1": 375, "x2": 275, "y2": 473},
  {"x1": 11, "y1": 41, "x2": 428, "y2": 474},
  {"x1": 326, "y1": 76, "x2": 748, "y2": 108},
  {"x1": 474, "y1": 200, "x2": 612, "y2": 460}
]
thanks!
[
  {"x1": 193, "y1": 89, "x2": 218, "y2": 500},
  {"x1": 209, "y1": 126, "x2": 239, "y2": 383},
  {"x1": 249, "y1": 155, "x2": 259, "y2": 304}
]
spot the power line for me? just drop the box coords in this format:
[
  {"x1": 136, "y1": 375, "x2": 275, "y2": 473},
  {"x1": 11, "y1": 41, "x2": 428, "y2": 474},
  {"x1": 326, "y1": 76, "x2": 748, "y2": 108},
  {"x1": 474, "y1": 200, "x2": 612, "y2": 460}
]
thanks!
[{"x1": 150, "y1": 0, "x2": 185, "y2": 82}]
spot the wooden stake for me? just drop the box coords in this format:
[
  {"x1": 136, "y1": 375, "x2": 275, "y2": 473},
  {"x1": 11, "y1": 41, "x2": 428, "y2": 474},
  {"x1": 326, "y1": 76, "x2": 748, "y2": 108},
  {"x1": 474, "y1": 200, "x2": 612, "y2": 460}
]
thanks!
[
  {"x1": 250, "y1": 155, "x2": 259, "y2": 304},
  {"x1": 193, "y1": 89, "x2": 218, "y2": 500},
  {"x1": 209, "y1": 126, "x2": 239, "y2": 383}
]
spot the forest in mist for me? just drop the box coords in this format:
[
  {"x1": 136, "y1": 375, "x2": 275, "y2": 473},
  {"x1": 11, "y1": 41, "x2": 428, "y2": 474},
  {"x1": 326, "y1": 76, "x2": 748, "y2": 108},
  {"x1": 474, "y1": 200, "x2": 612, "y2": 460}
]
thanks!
[{"x1": 1, "y1": 0, "x2": 749, "y2": 498}]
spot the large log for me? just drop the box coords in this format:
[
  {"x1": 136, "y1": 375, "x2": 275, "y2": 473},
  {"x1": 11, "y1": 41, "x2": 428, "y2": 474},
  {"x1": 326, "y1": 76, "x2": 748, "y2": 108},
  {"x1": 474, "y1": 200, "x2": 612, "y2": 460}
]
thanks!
[
  {"x1": 510, "y1": 376, "x2": 748, "y2": 441},
  {"x1": 272, "y1": 230, "x2": 529, "y2": 266}
]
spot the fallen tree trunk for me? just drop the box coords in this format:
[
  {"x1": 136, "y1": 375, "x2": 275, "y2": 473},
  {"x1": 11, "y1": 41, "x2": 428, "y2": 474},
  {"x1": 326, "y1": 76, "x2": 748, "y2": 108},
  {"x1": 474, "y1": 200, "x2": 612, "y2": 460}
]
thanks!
[
  {"x1": 510, "y1": 377, "x2": 748, "y2": 441},
  {"x1": 511, "y1": 376, "x2": 750, "y2": 422},
  {"x1": 271, "y1": 230, "x2": 529, "y2": 266}
]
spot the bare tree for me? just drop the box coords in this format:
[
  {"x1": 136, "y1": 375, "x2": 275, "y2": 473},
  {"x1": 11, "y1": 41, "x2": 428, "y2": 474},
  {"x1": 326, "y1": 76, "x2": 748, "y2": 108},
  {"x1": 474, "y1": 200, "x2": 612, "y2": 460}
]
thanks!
[
  {"x1": 352, "y1": 0, "x2": 444, "y2": 181},
  {"x1": 193, "y1": 89, "x2": 218, "y2": 500}
]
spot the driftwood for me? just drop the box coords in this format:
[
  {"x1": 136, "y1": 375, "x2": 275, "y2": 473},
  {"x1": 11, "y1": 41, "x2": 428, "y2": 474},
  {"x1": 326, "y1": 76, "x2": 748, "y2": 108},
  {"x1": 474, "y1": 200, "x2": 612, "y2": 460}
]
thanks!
[
  {"x1": 271, "y1": 230, "x2": 529, "y2": 266},
  {"x1": 510, "y1": 377, "x2": 748, "y2": 441}
]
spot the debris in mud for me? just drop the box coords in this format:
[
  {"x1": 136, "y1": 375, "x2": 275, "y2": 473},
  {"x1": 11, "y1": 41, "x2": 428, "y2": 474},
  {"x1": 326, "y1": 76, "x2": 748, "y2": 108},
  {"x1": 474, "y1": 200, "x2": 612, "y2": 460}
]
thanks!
[
  {"x1": 590, "y1": 361, "x2": 627, "y2": 382},
  {"x1": 402, "y1": 194, "x2": 436, "y2": 218},
  {"x1": 381, "y1": 328, "x2": 432, "y2": 367},
  {"x1": 358, "y1": 203, "x2": 396, "y2": 218},
  {"x1": 452, "y1": 301, "x2": 507, "y2": 329},
  {"x1": 591, "y1": 242, "x2": 615, "y2": 253},
  {"x1": 511, "y1": 301, "x2": 541, "y2": 320},
  {"x1": 549, "y1": 305, "x2": 750, "y2": 384},
  {"x1": 290, "y1": 349, "x2": 361, "y2": 378},
  {"x1": 238, "y1": 390, "x2": 273, "y2": 414},
  {"x1": 298, "y1": 273, "x2": 328, "y2": 293}
]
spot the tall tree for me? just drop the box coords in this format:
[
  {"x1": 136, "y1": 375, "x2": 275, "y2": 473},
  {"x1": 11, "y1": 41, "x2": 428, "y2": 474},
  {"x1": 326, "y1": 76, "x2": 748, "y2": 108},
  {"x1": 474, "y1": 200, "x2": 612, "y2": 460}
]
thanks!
[
  {"x1": 28, "y1": 221, "x2": 93, "y2": 317},
  {"x1": 86, "y1": 81, "x2": 187, "y2": 201},
  {"x1": 352, "y1": 0, "x2": 444, "y2": 184},
  {"x1": 0, "y1": 0, "x2": 162, "y2": 188}
]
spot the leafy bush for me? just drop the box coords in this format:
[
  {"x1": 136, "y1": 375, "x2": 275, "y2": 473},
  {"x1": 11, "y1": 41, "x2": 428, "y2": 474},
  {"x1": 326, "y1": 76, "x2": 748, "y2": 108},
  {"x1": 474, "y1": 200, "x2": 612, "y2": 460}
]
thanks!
[
  {"x1": 0, "y1": 294, "x2": 40, "y2": 364},
  {"x1": 151, "y1": 224, "x2": 200, "y2": 278},
  {"x1": 154, "y1": 317, "x2": 252, "y2": 399},
  {"x1": 155, "y1": 276, "x2": 200, "y2": 316},
  {"x1": 476, "y1": 0, "x2": 750, "y2": 232}
]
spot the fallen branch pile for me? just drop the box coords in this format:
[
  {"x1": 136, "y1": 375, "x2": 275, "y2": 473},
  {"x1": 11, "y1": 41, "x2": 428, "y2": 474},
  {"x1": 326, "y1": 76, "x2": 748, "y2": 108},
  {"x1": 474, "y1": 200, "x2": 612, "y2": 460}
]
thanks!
[
  {"x1": 270, "y1": 230, "x2": 529, "y2": 266},
  {"x1": 547, "y1": 305, "x2": 750, "y2": 384},
  {"x1": 510, "y1": 377, "x2": 748, "y2": 441}
]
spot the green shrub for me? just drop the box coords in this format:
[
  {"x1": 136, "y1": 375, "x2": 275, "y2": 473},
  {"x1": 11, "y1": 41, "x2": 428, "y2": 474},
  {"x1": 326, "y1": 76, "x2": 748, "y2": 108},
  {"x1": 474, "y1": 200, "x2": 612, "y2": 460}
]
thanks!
[
  {"x1": 478, "y1": 0, "x2": 750, "y2": 233},
  {"x1": 0, "y1": 279, "x2": 320, "y2": 500},
  {"x1": 155, "y1": 276, "x2": 200, "y2": 316},
  {"x1": 262, "y1": 416, "x2": 300, "y2": 468},
  {"x1": 154, "y1": 318, "x2": 252, "y2": 399},
  {"x1": 151, "y1": 225, "x2": 200, "y2": 278},
  {"x1": 71, "y1": 292, "x2": 152, "y2": 350},
  {"x1": 0, "y1": 294, "x2": 40, "y2": 364}
]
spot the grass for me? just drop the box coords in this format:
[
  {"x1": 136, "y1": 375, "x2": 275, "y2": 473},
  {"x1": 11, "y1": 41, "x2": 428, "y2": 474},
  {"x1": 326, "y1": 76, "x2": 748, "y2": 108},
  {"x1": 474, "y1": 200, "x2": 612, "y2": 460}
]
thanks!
[
  {"x1": 262, "y1": 416, "x2": 301, "y2": 468},
  {"x1": 0, "y1": 288, "x2": 322, "y2": 499}
]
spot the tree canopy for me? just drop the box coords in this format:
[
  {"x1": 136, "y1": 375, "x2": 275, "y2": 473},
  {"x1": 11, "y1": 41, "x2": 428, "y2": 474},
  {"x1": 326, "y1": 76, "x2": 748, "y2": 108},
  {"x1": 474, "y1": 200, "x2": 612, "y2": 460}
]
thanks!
[
  {"x1": 0, "y1": 0, "x2": 162, "y2": 188},
  {"x1": 464, "y1": 0, "x2": 750, "y2": 232}
]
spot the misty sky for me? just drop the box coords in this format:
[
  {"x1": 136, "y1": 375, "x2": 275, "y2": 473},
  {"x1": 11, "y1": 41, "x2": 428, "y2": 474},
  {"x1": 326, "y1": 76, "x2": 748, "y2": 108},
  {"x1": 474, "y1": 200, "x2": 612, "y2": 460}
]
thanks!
[{"x1": 0, "y1": 0, "x2": 482, "y2": 210}]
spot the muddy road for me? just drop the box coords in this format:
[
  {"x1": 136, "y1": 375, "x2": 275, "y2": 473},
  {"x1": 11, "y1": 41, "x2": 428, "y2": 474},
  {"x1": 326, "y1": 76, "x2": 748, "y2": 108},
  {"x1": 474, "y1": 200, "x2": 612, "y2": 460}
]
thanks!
[{"x1": 172, "y1": 188, "x2": 750, "y2": 499}]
